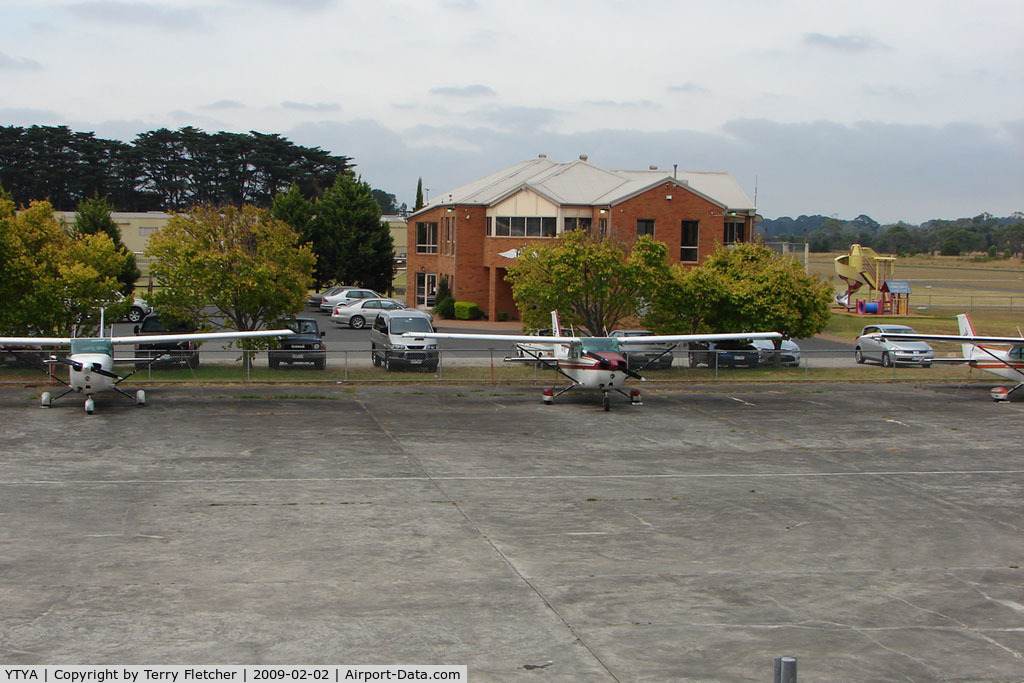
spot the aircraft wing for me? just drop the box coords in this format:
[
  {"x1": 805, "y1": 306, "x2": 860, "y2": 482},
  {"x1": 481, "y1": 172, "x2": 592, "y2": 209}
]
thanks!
[
  {"x1": 401, "y1": 332, "x2": 579, "y2": 344},
  {"x1": 0, "y1": 337, "x2": 73, "y2": 346},
  {"x1": 880, "y1": 332, "x2": 1023, "y2": 346},
  {"x1": 619, "y1": 331, "x2": 782, "y2": 345},
  {"x1": 107, "y1": 329, "x2": 295, "y2": 345}
]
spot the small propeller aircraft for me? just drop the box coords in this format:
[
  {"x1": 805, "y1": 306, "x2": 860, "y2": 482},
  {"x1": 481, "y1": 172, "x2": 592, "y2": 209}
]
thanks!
[
  {"x1": 403, "y1": 311, "x2": 782, "y2": 410},
  {"x1": 1, "y1": 313, "x2": 294, "y2": 414},
  {"x1": 880, "y1": 313, "x2": 1024, "y2": 401}
]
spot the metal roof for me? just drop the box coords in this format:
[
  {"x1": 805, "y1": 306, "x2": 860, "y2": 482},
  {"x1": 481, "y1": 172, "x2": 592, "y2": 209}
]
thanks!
[{"x1": 415, "y1": 158, "x2": 754, "y2": 216}]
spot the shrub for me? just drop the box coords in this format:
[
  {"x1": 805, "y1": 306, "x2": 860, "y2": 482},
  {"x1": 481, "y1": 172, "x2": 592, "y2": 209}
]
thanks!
[{"x1": 454, "y1": 301, "x2": 484, "y2": 320}]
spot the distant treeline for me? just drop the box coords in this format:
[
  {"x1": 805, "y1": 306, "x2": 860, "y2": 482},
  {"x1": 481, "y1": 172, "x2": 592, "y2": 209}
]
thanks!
[
  {"x1": 0, "y1": 125, "x2": 352, "y2": 211},
  {"x1": 762, "y1": 212, "x2": 1024, "y2": 257}
]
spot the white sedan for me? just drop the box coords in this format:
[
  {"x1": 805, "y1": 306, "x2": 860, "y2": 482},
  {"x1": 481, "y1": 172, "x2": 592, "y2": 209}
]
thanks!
[{"x1": 331, "y1": 298, "x2": 409, "y2": 329}]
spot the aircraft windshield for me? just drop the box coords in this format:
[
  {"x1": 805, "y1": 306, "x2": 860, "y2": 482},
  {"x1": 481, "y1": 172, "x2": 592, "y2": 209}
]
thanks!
[
  {"x1": 580, "y1": 337, "x2": 620, "y2": 353},
  {"x1": 71, "y1": 338, "x2": 113, "y2": 355},
  {"x1": 390, "y1": 317, "x2": 433, "y2": 334}
]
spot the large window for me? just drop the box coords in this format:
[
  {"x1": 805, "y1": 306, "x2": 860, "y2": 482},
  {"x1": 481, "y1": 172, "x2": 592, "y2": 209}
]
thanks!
[
  {"x1": 416, "y1": 221, "x2": 438, "y2": 253},
  {"x1": 637, "y1": 219, "x2": 655, "y2": 237},
  {"x1": 680, "y1": 220, "x2": 699, "y2": 262},
  {"x1": 723, "y1": 221, "x2": 745, "y2": 244},
  {"x1": 564, "y1": 217, "x2": 592, "y2": 233},
  {"x1": 488, "y1": 216, "x2": 556, "y2": 237}
]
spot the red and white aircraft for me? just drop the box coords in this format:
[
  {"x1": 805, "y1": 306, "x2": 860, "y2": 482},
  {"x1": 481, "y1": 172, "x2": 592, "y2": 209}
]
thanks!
[
  {"x1": 1, "y1": 318, "x2": 293, "y2": 414},
  {"x1": 881, "y1": 313, "x2": 1024, "y2": 401},
  {"x1": 404, "y1": 311, "x2": 781, "y2": 410}
]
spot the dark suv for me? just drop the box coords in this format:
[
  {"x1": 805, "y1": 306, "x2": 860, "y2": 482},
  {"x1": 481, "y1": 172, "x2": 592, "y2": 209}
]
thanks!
[
  {"x1": 134, "y1": 314, "x2": 200, "y2": 368},
  {"x1": 688, "y1": 340, "x2": 760, "y2": 368},
  {"x1": 268, "y1": 317, "x2": 326, "y2": 370}
]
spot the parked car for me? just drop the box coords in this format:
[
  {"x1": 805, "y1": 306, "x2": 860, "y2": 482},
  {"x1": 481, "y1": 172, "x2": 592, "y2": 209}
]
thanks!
[
  {"x1": 126, "y1": 296, "x2": 152, "y2": 323},
  {"x1": 0, "y1": 342, "x2": 44, "y2": 368},
  {"x1": 688, "y1": 340, "x2": 760, "y2": 368},
  {"x1": 134, "y1": 313, "x2": 199, "y2": 368},
  {"x1": 750, "y1": 338, "x2": 802, "y2": 366},
  {"x1": 307, "y1": 285, "x2": 349, "y2": 309},
  {"x1": 855, "y1": 324, "x2": 934, "y2": 367},
  {"x1": 608, "y1": 329, "x2": 674, "y2": 369},
  {"x1": 331, "y1": 298, "x2": 408, "y2": 328},
  {"x1": 320, "y1": 288, "x2": 382, "y2": 313},
  {"x1": 370, "y1": 309, "x2": 438, "y2": 371},
  {"x1": 268, "y1": 317, "x2": 326, "y2": 369}
]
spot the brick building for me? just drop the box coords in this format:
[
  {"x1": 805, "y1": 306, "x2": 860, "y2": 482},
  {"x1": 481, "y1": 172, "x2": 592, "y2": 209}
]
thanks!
[{"x1": 405, "y1": 156, "x2": 757, "y2": 320}]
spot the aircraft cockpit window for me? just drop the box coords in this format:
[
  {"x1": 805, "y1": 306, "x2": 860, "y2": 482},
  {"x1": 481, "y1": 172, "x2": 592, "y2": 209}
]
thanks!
[
  {"x1": 581, "y1": 337, "x2": 621, "y2": 353},
  {"x1": 1010, "y1": 346, "x2": 1023, "y2": 360},
  {"x1": 71, "y1": 338, "x2": 113, "y2": 355}
]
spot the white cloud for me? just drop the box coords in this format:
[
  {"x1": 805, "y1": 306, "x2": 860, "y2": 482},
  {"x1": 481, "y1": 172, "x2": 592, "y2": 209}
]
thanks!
[{"x1": 0, "y1": 52, "x2": 43, "y2": 70}]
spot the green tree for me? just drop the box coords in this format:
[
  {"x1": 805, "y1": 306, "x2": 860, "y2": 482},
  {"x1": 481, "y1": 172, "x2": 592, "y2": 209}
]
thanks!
[
  {"x1": 272, "y1": 183, "x2": 315, "y2": 244},
  {"x1": 309, "y1": 172, "x2": 394, "y2": 292},
  {"x1": 72, "y1": 193, "x2": 141, "y2": 295},
  {"x1": 414, "y1": 177, "x2": 424, "y2": 211},
  {"x1": 647, "y1": 243, "x2": 832, "y2": 360},
  {"x1": 0, "y1": 199, "x2": 128, "y2": 336},
  {"x1": 146, "y1": 205, "x2": 314, "y2": 349},
  {"x1": 506, "y1": 231, "x2": 671, "y2": 335}
]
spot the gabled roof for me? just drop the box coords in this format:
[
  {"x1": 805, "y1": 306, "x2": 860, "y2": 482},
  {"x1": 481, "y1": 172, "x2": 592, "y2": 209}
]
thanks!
[{"x1": 413, "y1": 158, "x2": 754, "y2": 217}]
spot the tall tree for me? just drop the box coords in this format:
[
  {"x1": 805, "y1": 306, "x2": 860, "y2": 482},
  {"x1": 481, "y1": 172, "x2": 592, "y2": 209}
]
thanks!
[
  {"x1": 505, "y1": 231, "x2": 671, "y2": 335},
  {"x1": 72, "y1": 193, "x2": 141, "y2": 295},
  {"x1": 414, "y1": 177, "x2": 424, "y2": 211},
  {"x1": 308, "y1": 172, "x2": 394, "y2": 292}
]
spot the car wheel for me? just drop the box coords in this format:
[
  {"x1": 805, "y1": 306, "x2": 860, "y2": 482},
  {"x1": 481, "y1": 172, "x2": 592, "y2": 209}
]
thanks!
[
  {"x1": 371, "y1": 347, "x2": 381, "y2": 367},
  {"x1": 384, "y1": 354, "x2": 393, "y2": 371},
  {"x1": 269, "y1": 357, "x2": 280, "y2": 369},
  {"x1": 186, "y1": 353, "x2": 199, "y2": 369},
  {"x1": 881, "y1": 351, "x2": 892, "y2": 367},
  {"x1": 349, "y1": 315, "x2": 365, "y2": 329},
  {"x1": 314, "y1": 357, "x2": 325, "y2": 370},
  {"x1": 128, "y1": 306, "x2": 144, "y2": 323},
  {"x1": 855, "y1": 348, "x2": 865, "y2": 364},
  {"x1": 922, "y1": 362, "x2": 931, "y2": 368}
]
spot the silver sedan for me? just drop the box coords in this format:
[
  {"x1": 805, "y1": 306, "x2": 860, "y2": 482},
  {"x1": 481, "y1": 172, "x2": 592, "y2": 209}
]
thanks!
[
  {"x1": 855, "y1": 324, "x2": 934, "y2": 367},
  {"x1": 330, "y1": 298, "x2": 408, "y2": 329}
]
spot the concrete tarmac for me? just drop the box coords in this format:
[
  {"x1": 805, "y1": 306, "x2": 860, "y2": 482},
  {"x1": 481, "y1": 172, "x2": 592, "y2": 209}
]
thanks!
[{"x1": 0, "y1": 382, "x2": 1021, "y2": 681}]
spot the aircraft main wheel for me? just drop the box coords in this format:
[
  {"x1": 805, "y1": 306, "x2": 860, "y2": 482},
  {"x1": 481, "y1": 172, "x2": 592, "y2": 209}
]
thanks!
[
  {"x1": 84, "y1": 398, "x2": 95, "y2": 414},
  {"x1": 136, "y1": 389, "x2": 146, "y2": 406},
  {"x1": 881, "y1": 352, "x2": 893, "y2": 367},
  {"x1": 349, "y1": 315, "x2": 365, "y2": 329},
  {"x1": 41, "y1": 392, "x2": 51, "y2": 407},
  {"x1": 854, "y1": 348, "x2": 865, "y2": 364}
]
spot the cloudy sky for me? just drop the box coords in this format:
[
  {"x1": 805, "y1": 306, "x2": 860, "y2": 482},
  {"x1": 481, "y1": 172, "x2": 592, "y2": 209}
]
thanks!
[{"x1": 1, "y1": 0, "x2": 1021, "y2": 223}]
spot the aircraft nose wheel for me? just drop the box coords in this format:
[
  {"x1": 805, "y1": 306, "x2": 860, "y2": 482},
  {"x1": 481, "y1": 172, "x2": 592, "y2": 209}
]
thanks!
[
  {"x1": 136, "y1": 389, "x2": 146, "y2": 406},
  {"x1": 602, "y1": 392, "x2": 610, "y2": 411},
  {"x1": 84, "y1": 397, "x2": 95, "y2": 414},
  {"x1": 41, "y1": 392, "x2": 51, "y2": 407}
]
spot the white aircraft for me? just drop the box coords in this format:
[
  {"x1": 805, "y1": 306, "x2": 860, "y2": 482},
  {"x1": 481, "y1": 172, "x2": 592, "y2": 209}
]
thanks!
[
  {"x1": 1, "y1": 317, "x2": 294, "y2": 414},
  {"x1": 403, "y1": 311, "x2": 781, "y2": 410},
  {"x1": 881, "y1": 313, "x2": 1024, "y2": 401}
]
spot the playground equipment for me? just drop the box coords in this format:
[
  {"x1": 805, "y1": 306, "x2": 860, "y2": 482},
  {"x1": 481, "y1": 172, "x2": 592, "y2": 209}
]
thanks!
[{"x1": 834, "y1": 245, "x2": 909, "y2": 314}]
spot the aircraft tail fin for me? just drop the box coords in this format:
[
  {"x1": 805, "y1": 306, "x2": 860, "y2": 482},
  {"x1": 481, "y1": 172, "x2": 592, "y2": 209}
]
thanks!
[
  {"x1": 551, "y1": 310, "x2": 563, "y2": 337},
  {"x1": 957, "y1": 313, "x2": 979, "y2": 359}
]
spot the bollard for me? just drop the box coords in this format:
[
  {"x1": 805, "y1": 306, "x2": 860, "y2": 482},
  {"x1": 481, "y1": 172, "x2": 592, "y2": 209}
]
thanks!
[{"x1": 773, "y1": 656, "x2": 797, "y2": 683}]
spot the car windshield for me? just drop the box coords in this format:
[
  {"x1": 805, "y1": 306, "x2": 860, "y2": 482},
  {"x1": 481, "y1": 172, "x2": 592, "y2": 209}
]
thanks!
[
  {"x1": 581, "y1": 337, "x2": 621, "y2": 353},
  {"x1": 286, "y1": 320, "x2": 318, "y2": 334},
  {"x1": 390, "y1": 317, "x2": 433, "y2": 334},
  {"x1": 71, "y1": 338, "x2": 113, "y2": 355}
]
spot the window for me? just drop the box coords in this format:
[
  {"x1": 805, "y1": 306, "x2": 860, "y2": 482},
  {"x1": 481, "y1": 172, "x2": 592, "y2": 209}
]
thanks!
[
  {"x1": 724, "y1": 221, "x2": 745, "y2": 244},
  {"x1": 565, "y1": 217, "x2": 592, "y2": 232},
  {"x1": 489, "y1": 216, "x2": 556, "y2": 237},
  {"x1": 599, "y1": 218, "x2": 607, "y2": 237},
  {"x1": 416, "y1": 272, "x2": 437, "y2": 307},
  {"x1": 637, "y1": 219, "x2": 655, "y2": 237},
  {"x1": 416, "y1": 222, "x2": 438, "y2": 253},
  {"x1": 680, "y1": 220, "x2": 699, "y2": 262}
]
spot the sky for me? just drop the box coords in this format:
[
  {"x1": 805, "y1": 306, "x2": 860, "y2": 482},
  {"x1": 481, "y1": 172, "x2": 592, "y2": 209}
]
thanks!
[{"x1": 1, "y1": 0, "x2": 1022, "y2": 224}]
